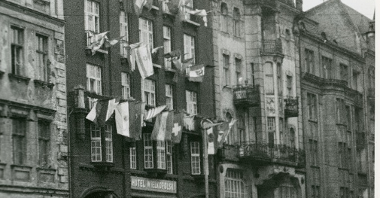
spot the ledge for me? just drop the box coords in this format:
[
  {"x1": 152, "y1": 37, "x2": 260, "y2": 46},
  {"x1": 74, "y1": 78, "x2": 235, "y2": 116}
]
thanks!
[
  {"x1": 153, "y1": 63, "x2": 162, "y2": 68},
  {"x1": 183, "y1": 19, "x2": 200, "y2": 27},
  {"x1": 8, "y1": 73, "x2": 30, "y2": 84},
  {"x1": 85, "y1": 47, "x2": 108, "y2": 56},
  {"x1": 34, "y1": 79, "x2": 54, "y2": 89}
]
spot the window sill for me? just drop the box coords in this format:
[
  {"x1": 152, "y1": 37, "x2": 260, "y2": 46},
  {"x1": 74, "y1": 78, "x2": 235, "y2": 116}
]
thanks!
[
  {"x1": 8, "y1": 73, "x2": 30, "y2": 85},
  {"x1": 91, "y1": 161, "x2": 114, "y2": 170},
  {"x1": 183, "y1": 19, "x2": 200, "y2": 27},
  {"x1": 34, "y1": 79, "x2": 54, "y2": 89},
  {"x1": 151, "y1": 5, "x2": 159, "y2": 11},
  {"x1": 85, "y1": 47, "x2": 108, "y2": 56},
  {"x1": 153, "y1": 63, "x2": 162, "y2": 69}
]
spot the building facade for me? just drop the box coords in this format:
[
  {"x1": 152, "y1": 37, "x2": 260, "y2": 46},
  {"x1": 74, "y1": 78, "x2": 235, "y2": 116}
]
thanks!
[
  {"x1": 297, "y1": 0, "x2": 375, "y2": 197},
  {"x1": 0, "y1": 0, "x2": 68, "y2": 197},
  {"x1": 64, "y1": 0, "x2": 216, "y2": 198},
  {"x1": 211, "y1": 0, "x2": 306, "y2": 197}
]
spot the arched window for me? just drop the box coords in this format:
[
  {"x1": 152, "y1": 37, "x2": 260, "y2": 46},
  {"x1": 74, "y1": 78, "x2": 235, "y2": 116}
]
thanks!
[
  {"x1": 264, "y1": 62, "x2": 274, "y2": 95},
  {"x1": 221, "y1": 3, "x2": 228, "y2": 32},
  {"x1": 233, "y1": 8, "x2": 241, "y2": 37}
]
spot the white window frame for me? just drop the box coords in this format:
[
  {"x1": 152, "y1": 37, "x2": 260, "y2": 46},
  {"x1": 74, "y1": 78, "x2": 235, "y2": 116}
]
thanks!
[
  {"x1": 120, "y1": 11, "x2": 129, "y2": 56},
  {"x1": 224, "y1": 169, "x2": 246, "y2": 198},
  {"x1": 163, "y1": 26, "x2": 172, "y2": 69},
  {"x1": 85, "y1": 0, "x2": 100, "y2": 45},
  {"x1": 139, "y1": 18, "x2": 154, "y2": 50},
  {"x1": 186, "y1": 90, "x2": 197, "y2": 115},
  {"x1": 167, "y1": 141, "x2": 173, "y2": 174},
  {"x1": 121, "y1": 72, "x2": 130, "y2": 99},
  {"x1": 143, "y1": 79, "x2": 156, "y2": 106},
  {"x1": 143, "y1": 133, "x2": 154, "y2": 169},
  {"x1": 235, "y1": 58, "x2": 242, "y2": 85},
  {"x1": 11, "y1": 26, "x2": 24, "y2": 76},
  {"x1": 86, "y1": 64, "x2": 102, "y2": 94},
  {"x1": 183, "y1": 0, "x2": 194, "y2": 20},
  {"x1": 165, "y1": 84, "x2": 173, "y2": 110},
  {"x1": 184, "y1": 34, "x2": 195, "y2": 60},
  {"x1": 36, "y1": 34, "x2": 48, "y2": 81},
  {"x1": 130, "y1": 146, "x2": 137, "y2": 169},
  {"x1": 190, "y1": 141, "x2": 201, "y2": 175},
  {"x1": 157, "y1": 140, "x2": 166, "y2": 169},
  {"x1": 105, "y1": 125, "x2": 113, "y2": 162},
  {"x1": 90, "y1": 125, "x2": 102, "y2": 162}
]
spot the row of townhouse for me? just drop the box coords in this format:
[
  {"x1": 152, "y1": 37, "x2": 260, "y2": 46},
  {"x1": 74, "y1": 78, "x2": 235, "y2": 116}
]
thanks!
[{"x1": 0, "y1": 0, "x2": 374, "y2": 198}]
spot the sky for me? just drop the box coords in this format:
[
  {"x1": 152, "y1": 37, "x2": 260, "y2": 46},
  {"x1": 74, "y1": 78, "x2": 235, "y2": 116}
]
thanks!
[{"x1": 303, "y1": 0, "x2": 375, "y2": 19}]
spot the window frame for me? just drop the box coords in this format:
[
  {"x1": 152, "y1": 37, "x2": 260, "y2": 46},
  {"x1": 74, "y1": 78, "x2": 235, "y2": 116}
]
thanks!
[
  {"x1": 121, "y1": 72, "x2": 131, "y2": 99},
  {"x1": 143, "y1": 133, "x2": 154, "y2": 169},
  {"x1": 165, "y1": 84, "x2": 174, "y2": 110},
  {"x1": 130, "y1": 146, "x2": 137, "y2": 169},
  {"x1": 233, "y1": 8, "x2": 241, "y2": 37},
  {"x1": 224, "y1": 169, "x2": 247, "y2": 198},
  {"x1": 36, "y1": 34, "x2": 49, "y2": 81},
  {"x1": 12, "y1": 118, "x2": 27, "y2": 165},
  {"x1": 186, "y1": 90, "x2": 198, "y2": 115},
  {"x1": 157, "y1": 140, "x2": 166, "y2": 170},
  {"x1": 139, "y1": 18, "x2": 154, "y2": 50},
  {"x1": 120, "y1": 10, "x2": 129, "y2": 56},
  {"x1": 90, "y1": 124, "x2": 102, "y2": 162},
  {"x1": 86, "y1": 64, "x2": 102, "y2": 94},
  {"x1": 223, "y1": 54, "x2": 230, "y2": 86},
  {"x1": 143, "y1": 79, "x2": 156, "y2": 107},
  {"x1": 166, "y1": 141, "x2": 173, "y2": 174},
  {"x1": 321, "y1": 56, "x2": 332, "y2": 79},
  {"x1": 184, "y1": 34, "x2": 195, "y2": 61},
  {"x1": 163, "y1": 26, "x2": 172, "y2": 69},
  {"x1": 38, "y1": 120, "x2": 50, "y2": 166},
  {"x1": 235, "y1": 58, "x2": 242, "y2": 85},
  {"x1": 264, "y1": 62, "x2": 274, "y2": 95},
  {"x1": 84, "y1": 0, "x2": 100, "y2": 33},
  {"x1": 11, "y1": 26, "x2": 24, "y2": 76},
  {"x1": 190, "y1": 141, "x2": 201, "y2": 175},
  {"x1": 305, "y1": 49, "x2": 314, "y2": 74},
  {"x1": 90, "y1": 124, "x2": 114, "y2": 163},
  {"x1": 220, "y1": 3, "x2": 228, "y2": 33}
]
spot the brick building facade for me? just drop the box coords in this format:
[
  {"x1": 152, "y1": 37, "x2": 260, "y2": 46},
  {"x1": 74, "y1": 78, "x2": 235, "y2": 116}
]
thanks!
[
  {"x1": 64, "y1": 0, "x2": 216, "y2": 198},
  {"x1": 0, "y1": 0, "x2": 68, "y2": 197}
]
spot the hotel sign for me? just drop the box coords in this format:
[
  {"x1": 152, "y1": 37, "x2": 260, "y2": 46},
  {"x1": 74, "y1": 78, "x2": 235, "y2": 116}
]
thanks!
[{"x1": 131, "y1": 176, "x2": 177, "y2": 194}]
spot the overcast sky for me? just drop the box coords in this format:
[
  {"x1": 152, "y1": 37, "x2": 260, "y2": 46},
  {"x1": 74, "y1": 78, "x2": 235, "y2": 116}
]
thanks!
[{"x1": 303, "y1": 0, "x2": 375, "y2": 19}]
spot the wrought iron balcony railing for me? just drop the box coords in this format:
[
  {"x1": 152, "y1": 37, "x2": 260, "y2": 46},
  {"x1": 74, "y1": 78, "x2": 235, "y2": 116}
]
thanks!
[
  {"x1": 284, "y1": 97, "x2": 299, "y2": 117},
  {"x1": 238, "y1": 141, "x2": 305, "y2": 167},
  {"x1": 261, "y1": 39, "x2": 283, "y2": 54},
  {"x1": 233, "y1": 85, "x2": 260, "y2": 107}
]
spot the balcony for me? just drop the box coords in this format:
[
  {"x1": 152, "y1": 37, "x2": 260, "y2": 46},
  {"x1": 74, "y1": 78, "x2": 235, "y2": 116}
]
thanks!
[
  {"x1": 239, "y1": 142, "x2": 305, "y2": 167},
  {"x1": 261, "y1": 39, "x2": 283, "y2": 55},
  {"x1": 284, "y1": 97, "x2": 299, "y2": 117},
  {"x1": 233, "y1": 85, "x2": 260, "y2": 108}
]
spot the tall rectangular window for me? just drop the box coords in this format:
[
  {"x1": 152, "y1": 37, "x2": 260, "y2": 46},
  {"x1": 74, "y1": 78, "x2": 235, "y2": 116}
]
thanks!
[
  {"x1": 104, "y1": 125, "x2": 113, "y2": 162},
  {"x1": 339, "y1": 64, "x2": 348, "y2": 82},
  {"x1": 85, "y1": 0, "x2": 100, "y2": 45},
  {"x1": 121, "y1": 72, "x2": 130, "y2": 99},
  {"x1": 130, "y1": 146, "x2": 136, "y2": 169},
  {"x1": 225, "y1": 169, "x2": 246, "y2": 198},
  {"x1": 184, "y1": 34, "x2": 195, "y2": 60},
  {"x1": 235, "y1": 58, "x2": 242, "y2": 85},
  {"x1": 13, "y1": 118, "x2": 26, "y2": 165},
  {"x1": 165, "y1": 84, "x2": 173, "y2": 110},
  {"x1": 336, "y1": 98, "x2": 345, "y2": 124},
  {"x1": 251, "y1": 63, "x2": 255, "y2": 85},
  {"x1": 264, "y1": 63, "x2": 274, "y2": 95},
  {"x1": 309, "y1": 139, "x2": 318, "y2": 165},
  {"x1": 190, "y1": 141, "x2": 201, "y2": 175},
  {"x1": 86, "y1": 64, "x2": 102, "y2": 94},
  {"x1": 233, "y1": 8, "x2": 241, "y2": 37},
  {"x1": 277, "y1": 64, "x2": 282, "y2": 96},
  {"x1": 307, "y1": 93, "x2": 317, "y2": 120},
  {"x1": 286, "y1": 75, "x2": 293, "y2": 97},
  {"x1": 223, "y1": 54, "x2": 230, "y2": 86},
  {"x1": 305, "y1": 49, "x2": 314, "y2": 74},
  {"x1": 36, "y1": 34, "x2": 48, "y2": 81},
  {"x1": 163, "y1": 26, "x2": 172, "y2": 69},
  {"x1": 90, "y1": 125, "x2": 102, "y2": 162},
  {"x1": 167, "y1": 141, "x2": 173, "y2": 174},
  {"x1": 143, "y1": 79, "x2": 156, "y2": 106},
  {"x1": 38, "y1": 121, "x2": 50, "y2": 166},
  {"x1": 143, "y1": 133, "x2": 154, "y2": 169},
  {"x1": 120, "y1": 11, "x2": 129, "y2": 56},
  {"x1": 267, "y1": 117, "x2": 275, "y2": 147},
  {"x1": 183, "y1": 0, "x2": 194, "y2": 20},
  {"x1": 321, "y1": 56, "x2": 332, "y2": 79},
  {"x1": 157, "y1": 140, "x2": 166, "y2": 169},
  {"x1": 220, "y1": 3, "x2": 228, "y2": 32},
  {"x1": 186, "y1": 90, "x2": 197, "y2": 115},
  {"x1": 352, "y1": 70, "x2": 359, "y2": 90},
  {"x1": 139, "y1": 18, "x2": 153, "y2": 50},
  {"x1": 11, "y1": 26, "x2": 24, "y2": 76}
]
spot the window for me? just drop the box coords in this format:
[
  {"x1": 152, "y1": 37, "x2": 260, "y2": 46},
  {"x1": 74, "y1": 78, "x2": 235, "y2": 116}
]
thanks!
[
  {"x1": 143, "y1": 133, "x2": 154, "y2": 169},
  {"x1": 183, "y1": 0, "x2": 194, "y2": 20},
  {"x1": 289, "y1": 128, "x2": 295, "y2": 148},
  {"x1": 120, "y1": 11, "x2": 129, "y2": 56},
  {"x1": 339, "y1": 64, "x2": 348, "y2": 82},
  {"x1": 267, "y1": 117, "x2": 275, "y2": 147},
  {"x1": 36, "y1": 34, "x2": 48, "y2": 81},
  {"x1": 278, "y1": 186, "x2": 296, "y2": 198},
  {"x1": 163, "y1": 26, "x2": 172, "y2": 69},
  {"x1": 157, "y1": 140, "x2": 166, "y2": 169},
  {"x1": 165, "y1": 84, "x2": 173, "y2": 110},
  {"x1": 13, "y1": 118, "x2": 26, "y2": 165},
  {"x1": 237, "y1": 112, "x2": 245, "y2": 144},
  {"x1": 305, "y1": 49, "x2": 314, "y2": 74},
  {"x1": 352, "y1": 70, "x2": 359, "y2": 90},
  {"x1": 277, "y1": 64, "x2": 282, "y2": 96},
  {"x1": 223, "y1": 54, "x2": 230, "y2": 86},
  {"x1": 251, "y1": 63, "x2": 255, "y2": 85},
  {"x1": 139, "y1": 18, "x2": 153, "y2": 50},
  {"x1": 336, "y1": 98, "x2": 345, "y2": 124},
  {"x1": 321, "y1": 56, "x2": 332, "y2": 79},
  {"x1": 190, "y1": 141, "x2": 201, "y2": 175},
  {"x1": 85, "y1": 0, "x2": 100, "y2": 33},
  {"x1": 130, "y1": 146, "x2": 136, "y2": 169},
  {"x1": 104, "y1": 125, "x2": 113, "y2": 162},
  {"x1": 264, "y1": 62, "x2": 274, "y2": 95},
  {"x1": 38, "y1": 121, "x2": 50, "y2": 166},
  {"x1": 307, "y1": 93, "x2": 317, "y2": 120},
  {"x1": 233, "y1": 8, "x2": 241, "y2": 37},
  {"x1": 309, "y1": 139, "x2": 318, "y2": 165},
  {"x1": 121, "y1": 72, "x2": 130, "y2": 99},
  {"x1": 167, "y1": 141, "x2": 173, "y2": 174},
  {"x1": 279, "y1": 118, "x2": 284, "y2": 145},
  {"x1": 311, "y1": 185, "x2": 320, "y2": 198},
  {"x1": 184, "y1": 34, "x2": 195, "y2": 60},
  {"x1": 143, "y1": 79, "x2": 156, "y2": 106},
  {"x1": 235, "y1": 58, "x2": 242, "y2": 85},
  {"x1": 225, "y1": 169, "x2": 246, "y2": 198},
  {"x1": 90, "y1": 125, "x2": 102, "y2": 162},
  {"x1": 186, "y1": 90, "x2": 197, "y2": 115},
  {"x1": 221, "y1": 3, "x2": 228, "y2": 32},
  {"x1": 338, "y1": 142, "x2": 347, "y2": 169},
  {"x1": 286, "y1": 75, "x2": 293, "y2": 97},
  {"x1": 11, "y1": 26, "x2": 24, "y2": 76},
  {"x1": 86, "y1": 64, "x2": 102, "y2": 94}
]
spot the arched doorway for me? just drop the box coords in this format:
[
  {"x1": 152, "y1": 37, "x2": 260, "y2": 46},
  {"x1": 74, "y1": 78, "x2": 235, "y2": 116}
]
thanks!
[{"x1": 81, "y1": 187, "x2": 119, "y2": 198}]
